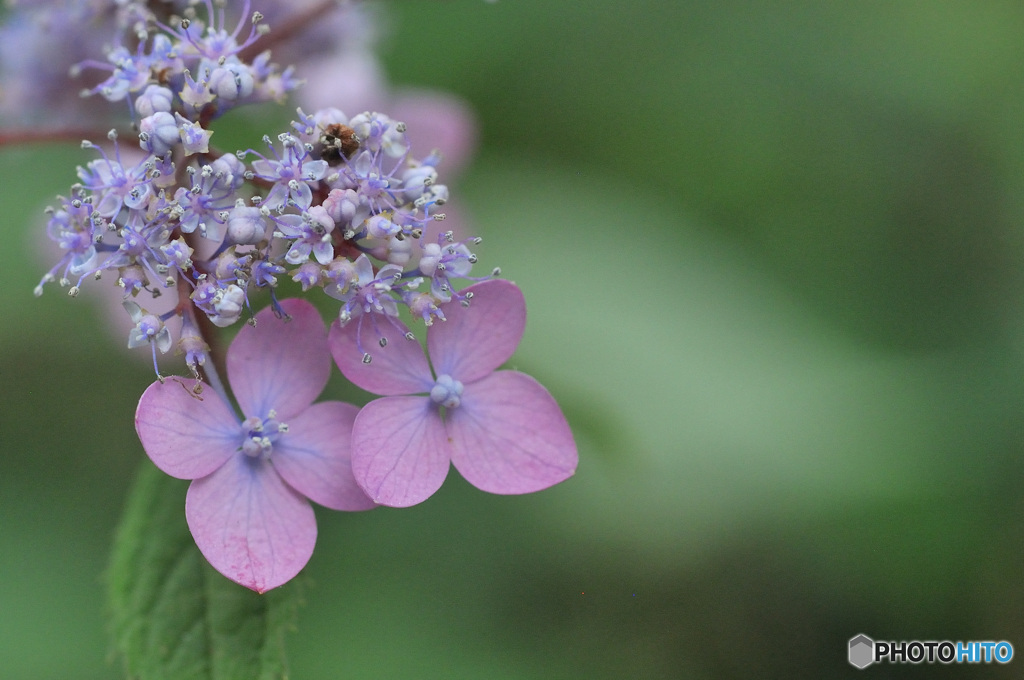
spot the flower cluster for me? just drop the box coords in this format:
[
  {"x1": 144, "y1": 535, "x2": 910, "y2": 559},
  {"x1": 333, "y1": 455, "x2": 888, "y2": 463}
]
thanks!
[
  {"x1": 18, "y1": 0, "x2": 577, "y2": 593},
  {"x1": 1, "y1": 0, "x2": 370, "y2": 126},
  {"x1": 34, "y1": 1, "x2": 482, "y2": 379},
  {"x1": 38, "y1": 103, "x2": 478, "y2": 376}
]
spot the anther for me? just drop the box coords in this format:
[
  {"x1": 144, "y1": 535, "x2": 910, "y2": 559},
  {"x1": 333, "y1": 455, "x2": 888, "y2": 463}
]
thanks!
[{"x1": 362, "y1": 353, "x2": 373, "y2": 364}]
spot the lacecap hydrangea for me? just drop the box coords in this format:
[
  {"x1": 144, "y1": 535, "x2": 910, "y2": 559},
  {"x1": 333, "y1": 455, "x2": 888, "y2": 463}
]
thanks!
[{"x1": 20, "y1": 0, "x2": 576, "y2": 592}]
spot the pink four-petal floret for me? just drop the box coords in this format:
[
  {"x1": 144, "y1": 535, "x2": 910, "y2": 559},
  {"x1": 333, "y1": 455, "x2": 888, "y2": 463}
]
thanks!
[
  {"x1": 329, "y1": 279, "x2": 578, "y2": 507},
  {"x1": 135, "y1": 298, "x2": 374, "y2": 593}
]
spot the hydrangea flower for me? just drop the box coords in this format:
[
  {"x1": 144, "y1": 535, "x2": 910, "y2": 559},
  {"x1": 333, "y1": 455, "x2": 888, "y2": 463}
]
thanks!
[
  {"x1": 329, "y1": 279, "x2": 577, "y2": 507},
  {"x1": 135, "y1": 298, "x2": 374, "y2": 592}
]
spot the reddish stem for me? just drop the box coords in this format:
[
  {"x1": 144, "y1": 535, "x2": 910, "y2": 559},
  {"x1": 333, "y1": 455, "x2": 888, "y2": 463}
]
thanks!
[{"x1": 239, "y1": 0, "x2": 344, "y2": 62}]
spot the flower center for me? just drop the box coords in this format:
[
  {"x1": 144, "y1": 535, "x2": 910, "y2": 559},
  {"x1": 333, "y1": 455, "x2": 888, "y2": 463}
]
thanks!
[
  {"x1": 240, "y1": 409, "x2": 289, "y2": 459},
  {"x1": 430, "y1": 374, "x2": 464, "y2": 409}
]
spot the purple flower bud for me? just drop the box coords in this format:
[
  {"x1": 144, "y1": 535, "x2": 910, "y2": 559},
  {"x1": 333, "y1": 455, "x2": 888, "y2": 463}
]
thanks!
[
  {"x1": 349, "y1": 111, "x2": 409, "y2": 158},
  {"x1": 365, "y1": 214, "x2": 399, "y2": 240},
  {"x1": 135, "y1": 84, "x2": 175, "y2": 117},
  {"x1": 139, "y1": 112, "x2": 179, "y2": 156},
  {"x1": 207, "y1": 59, "x2": 255, "y2": 100},
  {"x1": 226, "y1": 204, "x2": 269, "y2": 245},
  {"x1": 209, "y1": 284, "x2": 246, "y2": 327}
]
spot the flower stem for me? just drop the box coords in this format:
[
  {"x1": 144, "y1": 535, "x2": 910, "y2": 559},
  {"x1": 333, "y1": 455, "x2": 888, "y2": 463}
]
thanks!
[
  {"x1": 239, "y1": 0, "x2": 342, "y2": 62},
  {"x1": 176, "y1": 258, "x2": 230, "y2": 404}
]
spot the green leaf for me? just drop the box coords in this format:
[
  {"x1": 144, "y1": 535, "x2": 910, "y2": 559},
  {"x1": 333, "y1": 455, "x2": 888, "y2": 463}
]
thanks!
[{"x1": 107, "y1": 460, "x2": 302, "y2": 680}]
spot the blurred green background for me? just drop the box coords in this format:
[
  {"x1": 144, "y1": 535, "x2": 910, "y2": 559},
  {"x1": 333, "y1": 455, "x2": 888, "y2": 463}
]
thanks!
[{"x1": 4, "y1": 0, "x2": 1024, "y2": 677}]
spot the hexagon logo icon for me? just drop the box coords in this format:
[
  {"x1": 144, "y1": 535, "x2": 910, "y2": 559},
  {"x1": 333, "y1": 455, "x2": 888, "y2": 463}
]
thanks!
[{"x1": 849, "y1": 634, "x2": 874, "y2": 669}]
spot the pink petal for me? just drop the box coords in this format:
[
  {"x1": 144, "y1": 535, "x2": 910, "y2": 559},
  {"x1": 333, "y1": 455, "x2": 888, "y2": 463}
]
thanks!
[
  {"x1": 351, "y1": 396, "x2": 451, "y2": 507},
  {"x1": 389, "y1": 88, "x2": 478, "y2": 177},
  {"x1": 329, "y1": 317, "x2": 433, "y2": 396},
  {"x1": 186, "y1": 454, "x2": 316, "y2": 593},
  {"x1": 447, "y1": 371, "x2": 577, "y2": 495},
  {"x1": 271, "y1": 401, "x2": 376, "y2": 511},
  {"x1": 227, "y1": 298, "x2": 331, "y2": 420},
  {"x1": 428, "y1": 279, "x2": 526, "y2": 383},
  {"x1": 295, "y1": 51, "x2": 386, "y2": 114},
  {"x1": 135, "y1": 378, "x2": 240, "y2": 480}
]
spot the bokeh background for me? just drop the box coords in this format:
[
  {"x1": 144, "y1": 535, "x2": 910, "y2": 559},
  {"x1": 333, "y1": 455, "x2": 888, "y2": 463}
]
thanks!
[{"x1": 3, "y1": 0, "x2": 1024, "y2": 677}]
